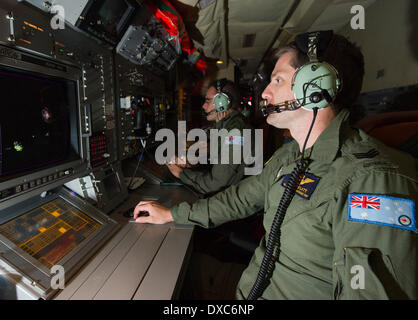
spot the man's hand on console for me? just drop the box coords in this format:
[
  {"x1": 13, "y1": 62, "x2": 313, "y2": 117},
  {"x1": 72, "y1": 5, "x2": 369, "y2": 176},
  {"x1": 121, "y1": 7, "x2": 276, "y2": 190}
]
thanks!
[{"x1": 133, "y1": 201, "x2": 174, "y2": 224}]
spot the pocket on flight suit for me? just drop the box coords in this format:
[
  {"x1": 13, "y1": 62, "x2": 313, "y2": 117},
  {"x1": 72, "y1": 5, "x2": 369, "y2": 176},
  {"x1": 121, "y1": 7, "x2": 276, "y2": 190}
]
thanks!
[{"x1": 332, "y1": 247, "x2": 400, "y2": 299}]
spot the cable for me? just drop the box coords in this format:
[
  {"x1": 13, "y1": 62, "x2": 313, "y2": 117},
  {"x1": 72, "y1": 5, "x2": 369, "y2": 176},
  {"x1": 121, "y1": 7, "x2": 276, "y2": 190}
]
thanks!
[
  {"x1": 127, "y1": 137, "x2": 147, "y2": 190},
  {"x1": 247, "y1": 107, "x2": 319, "y2": 300},
  {"x1": 301, "y1": 107, "x2": 319, "y2": 158}
]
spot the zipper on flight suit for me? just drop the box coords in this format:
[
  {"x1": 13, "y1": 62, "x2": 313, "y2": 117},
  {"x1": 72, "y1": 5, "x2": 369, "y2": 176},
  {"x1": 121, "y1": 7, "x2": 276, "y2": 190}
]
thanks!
[{"x1": 333, "y1": 248, "x2": 346, "y2": 299}]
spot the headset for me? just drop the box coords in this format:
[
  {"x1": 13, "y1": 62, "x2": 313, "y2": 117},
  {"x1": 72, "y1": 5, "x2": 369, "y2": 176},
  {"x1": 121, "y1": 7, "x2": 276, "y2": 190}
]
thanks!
[
  {"x1": 292, "y1": 30, "x2": 342, "y2": 110},
  {"x1": 213, "y1": 78, "x2": 231, "y2": 112},
  {"x1": 261, "y1": 30, "x2": 342, "y2": 115}
]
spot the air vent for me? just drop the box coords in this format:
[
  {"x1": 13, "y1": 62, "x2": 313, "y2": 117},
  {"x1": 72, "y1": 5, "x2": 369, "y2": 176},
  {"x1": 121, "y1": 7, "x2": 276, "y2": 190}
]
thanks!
[
  {"x1": 198, "y1": 0, "x2": 216, "y2": 9},
  {"x1": 243, "y1": 34, "x2": 256, "y2": 48}
]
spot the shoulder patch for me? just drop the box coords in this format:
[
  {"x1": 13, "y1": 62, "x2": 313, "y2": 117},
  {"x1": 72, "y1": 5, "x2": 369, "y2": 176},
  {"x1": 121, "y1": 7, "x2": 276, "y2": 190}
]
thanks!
[
  {"x1": 352, "y1": 149, "x2": 379, "y2": 159},
  {"x1": 347, "y1": 193, "x2": 417, "y2": 233},
  {"x1": 225, "y1": 136, "x2": 243, "y2": 145}
]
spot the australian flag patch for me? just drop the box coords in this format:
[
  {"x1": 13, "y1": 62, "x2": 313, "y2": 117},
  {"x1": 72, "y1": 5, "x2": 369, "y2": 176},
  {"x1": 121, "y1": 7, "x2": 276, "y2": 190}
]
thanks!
[
  {"x1": 225, "y1": 136, "x2": 244, "y2": 145},
  {"x1": 347, "y1": 193, "x2": 417, "y2": 233}
]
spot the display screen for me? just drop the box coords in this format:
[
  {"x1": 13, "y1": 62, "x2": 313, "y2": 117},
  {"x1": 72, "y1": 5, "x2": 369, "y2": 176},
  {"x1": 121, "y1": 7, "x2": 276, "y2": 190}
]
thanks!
[
  {"x1": 0, "y1": 198, "x2": 100, "y2": 269},
  {"x1": 97, "y1": 0, "x2": 131, "y2": 36},
  {"x1": 77, "y1": 0, "x2": 136, "y2": 45},
  {"x1": 0, "y1": 66, "x2": 80, "y2": 182}
]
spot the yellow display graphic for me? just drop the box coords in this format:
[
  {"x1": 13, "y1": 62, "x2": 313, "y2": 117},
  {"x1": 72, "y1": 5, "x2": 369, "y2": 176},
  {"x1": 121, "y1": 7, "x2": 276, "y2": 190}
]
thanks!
[{"x1": 0, "y1": 198, "x2": 100, "y2": 269}]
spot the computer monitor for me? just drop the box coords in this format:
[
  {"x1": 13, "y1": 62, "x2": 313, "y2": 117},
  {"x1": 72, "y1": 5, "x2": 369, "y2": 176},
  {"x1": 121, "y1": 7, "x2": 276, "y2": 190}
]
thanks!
[
  {"x1": 76, "y1": 0, "x2": 138, "y2": 46},
  {"x1": 0, "y1": 47, "x2": 86, "y2": 203},
  {"x1": 0, "y1": 66, "x2": 79, "y2": 183}
]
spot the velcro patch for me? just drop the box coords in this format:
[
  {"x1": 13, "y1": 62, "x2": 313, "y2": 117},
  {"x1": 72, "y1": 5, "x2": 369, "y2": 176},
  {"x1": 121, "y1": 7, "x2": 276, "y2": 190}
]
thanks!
[
  {"x1": 281, "y1": 172, "x2": 321, "y2": 200},
  {"x1": 347, "y1": 194, "x2": 417, "y2": 233},
  {"x1": 225, "y1": 136, "x2": 244, "y2": 145}
]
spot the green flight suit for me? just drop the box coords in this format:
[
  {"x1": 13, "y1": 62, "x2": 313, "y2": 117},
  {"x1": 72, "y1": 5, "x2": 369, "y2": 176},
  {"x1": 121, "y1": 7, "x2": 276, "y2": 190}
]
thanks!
[
  {"x1": 171, "y1": 109, "x2": 418, "y2": 299},
  {"x1": 179, "y1": 109, "x2": 254, "y2": 195}
]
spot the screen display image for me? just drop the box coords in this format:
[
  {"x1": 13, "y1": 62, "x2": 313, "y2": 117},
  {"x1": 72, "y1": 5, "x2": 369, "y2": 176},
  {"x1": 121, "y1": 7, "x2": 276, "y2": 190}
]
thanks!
[
  {"x1": 0, "y1": 66, "x2": 79, "y2": 182},
  {"x1": 96, "y1": 0, "x2": 131, "y2": 36},
  {"x1": 77, "y1": 0, "x2": 136, "y2": 45},
  {"x1": 0, "y1": 198, "x2": 100, "y2": 269}
]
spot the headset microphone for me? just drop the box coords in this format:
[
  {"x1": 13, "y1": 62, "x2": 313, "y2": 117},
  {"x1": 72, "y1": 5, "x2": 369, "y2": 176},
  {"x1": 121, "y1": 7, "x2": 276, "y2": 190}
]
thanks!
[{"x1": 260, "y1": 99, "x2": 300, "y2": 116}]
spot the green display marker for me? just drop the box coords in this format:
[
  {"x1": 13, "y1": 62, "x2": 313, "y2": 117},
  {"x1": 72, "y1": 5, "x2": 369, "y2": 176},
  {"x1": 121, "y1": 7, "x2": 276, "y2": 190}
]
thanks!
[{"x1": 14, "y1": 141, "x2": 23, "y2": 152}]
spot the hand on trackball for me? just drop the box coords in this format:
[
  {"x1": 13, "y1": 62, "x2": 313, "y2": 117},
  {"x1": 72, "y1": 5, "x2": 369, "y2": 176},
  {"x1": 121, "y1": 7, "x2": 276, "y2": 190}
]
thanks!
[{"x1": 133, "y1": 201, "x2": 174, "y2": 224}]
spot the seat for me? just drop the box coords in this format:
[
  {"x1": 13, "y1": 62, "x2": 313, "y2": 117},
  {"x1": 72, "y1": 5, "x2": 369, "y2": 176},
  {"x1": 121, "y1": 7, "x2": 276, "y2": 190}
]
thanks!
[{"x1": 354, "y1": 110, "x2": 418, "y2": 157}]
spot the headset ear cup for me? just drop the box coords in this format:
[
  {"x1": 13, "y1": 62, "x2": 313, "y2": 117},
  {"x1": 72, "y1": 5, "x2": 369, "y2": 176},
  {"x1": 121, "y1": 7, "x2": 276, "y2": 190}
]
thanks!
[
  {"x1": 214, "y1": 92, "x2": 231, "y2": 112},
  {"x1": 292, "y1": 61, "x2": 340, "y2": 110}
]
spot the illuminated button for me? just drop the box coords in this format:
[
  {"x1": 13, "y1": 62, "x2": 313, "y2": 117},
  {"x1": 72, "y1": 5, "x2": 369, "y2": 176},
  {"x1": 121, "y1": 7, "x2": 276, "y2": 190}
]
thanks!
[{"x1": 50, "y1": 211, "x2": 60, "y2": 218}]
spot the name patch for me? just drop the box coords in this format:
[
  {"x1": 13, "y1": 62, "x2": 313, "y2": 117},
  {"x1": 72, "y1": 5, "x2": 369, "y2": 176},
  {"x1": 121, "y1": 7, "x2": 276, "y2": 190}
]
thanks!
[
  {"x1": 281, "y1": 172, "x2": 321, "y2": 200},
  {"x1": 347, "y1": 193, "x2": 416, "y2": 233}
]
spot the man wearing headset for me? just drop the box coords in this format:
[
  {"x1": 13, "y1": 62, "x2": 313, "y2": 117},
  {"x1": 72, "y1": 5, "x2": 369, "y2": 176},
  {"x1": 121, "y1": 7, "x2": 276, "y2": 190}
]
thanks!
[
  {"x1": 133, "y1": 31, "x2": 417, "y2": 299},
  {"x1": 166, "y1": 79, "x2": 254, "y2": 195}
]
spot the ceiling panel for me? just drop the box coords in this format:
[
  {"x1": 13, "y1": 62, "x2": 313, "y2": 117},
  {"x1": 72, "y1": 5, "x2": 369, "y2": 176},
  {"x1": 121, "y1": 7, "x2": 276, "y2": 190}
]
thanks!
[
  {"x1": 228, "y1": 22, "x2": 279, "y2": 51},
  {"x1": 172, "y1": 0, "x2": 378, "y2": 79},
  {"x1": 228, "y1": 0, "x2": 294, "y2": 23},
  {"x1": 309, "y1": 0, "x2": 376, "y2": 31}
]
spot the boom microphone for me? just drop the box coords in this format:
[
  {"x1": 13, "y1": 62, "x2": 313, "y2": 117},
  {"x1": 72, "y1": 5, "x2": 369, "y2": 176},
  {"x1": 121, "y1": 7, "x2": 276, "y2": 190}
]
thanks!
[{"x1": 260, "y1": 99, "x2": 301, "y2": 116}]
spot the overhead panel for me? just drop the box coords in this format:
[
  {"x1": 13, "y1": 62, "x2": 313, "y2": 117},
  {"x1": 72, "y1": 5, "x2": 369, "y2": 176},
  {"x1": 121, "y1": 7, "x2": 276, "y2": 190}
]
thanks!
[
  {"x1": 194, "y1": 0, "x2": 226, "y2": 60},
  {"x1": 228, "y1": 0, "x2": 293, "y2": 23},
  {"x1": 308, "y1": 0, "x2": 376, "y2": 32},
  {"x1": 228, "y1": 22, "x2": 279, "y2": 54},
  {"x1": 242, "y1": 33, "x2": 256, "y2": 48},
  {"x1": 276, "y1": 0, "x2": 376, "y2": 47},
  {"x1": 227, "y1": 0, "x2": 295, "y2": 75}
]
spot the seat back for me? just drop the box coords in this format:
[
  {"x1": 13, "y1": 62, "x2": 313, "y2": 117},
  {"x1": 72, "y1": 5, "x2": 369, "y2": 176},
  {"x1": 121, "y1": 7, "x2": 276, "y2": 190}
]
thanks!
[{"x1": 355, "y1": 110, "x2": 418, "y2": 156}]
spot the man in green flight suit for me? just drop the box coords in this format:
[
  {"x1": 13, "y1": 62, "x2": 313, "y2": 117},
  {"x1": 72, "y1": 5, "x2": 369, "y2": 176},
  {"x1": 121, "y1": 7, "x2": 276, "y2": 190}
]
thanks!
[
  {"x1": 166, "y1": 79, "x2": 255, "y2": 195},
  {"x1": 133, "y1": 31, "x2": 417, "y2": 299}
]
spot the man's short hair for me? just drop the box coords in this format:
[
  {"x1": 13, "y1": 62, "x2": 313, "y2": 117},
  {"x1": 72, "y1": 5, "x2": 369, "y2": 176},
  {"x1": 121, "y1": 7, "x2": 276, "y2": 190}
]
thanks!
[
  {"x1": 268, "y1": 34, "x2": 365, "y2": 111},
  {"x1": 209, "y1": 79, "x2": 240, "y2": 110}
]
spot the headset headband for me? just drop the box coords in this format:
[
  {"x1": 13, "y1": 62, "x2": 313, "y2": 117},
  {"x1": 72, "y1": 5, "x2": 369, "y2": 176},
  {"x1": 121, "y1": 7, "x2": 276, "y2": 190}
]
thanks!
[
  {"x1": 294, "y1": 30, "x2": 334, "y2": 61},
  {"x1": 216, "y1": 78, "x2": 227, "y2": 92}
]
